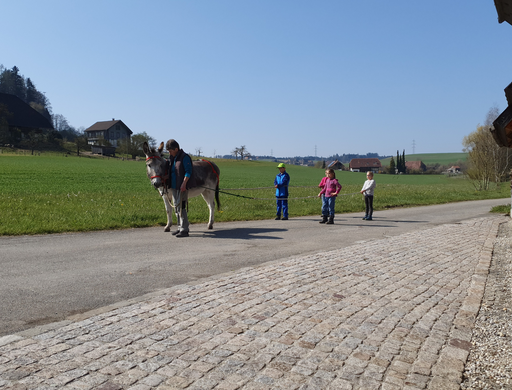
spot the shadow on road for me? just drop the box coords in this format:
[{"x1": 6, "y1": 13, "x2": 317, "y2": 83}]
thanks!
[
  {"x1": 200, "y1": 227, "x2": 287, "y2": 240},
  {"x1": 344, "y1": 216, "x2": 429, "y2": 224}
]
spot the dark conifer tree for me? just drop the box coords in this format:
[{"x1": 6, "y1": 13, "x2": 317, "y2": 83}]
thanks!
[{"x1": 389, "y1": 156, "x2": 396, "y2": 174}]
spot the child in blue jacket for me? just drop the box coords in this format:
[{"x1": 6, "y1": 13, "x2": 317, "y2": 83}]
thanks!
[{"x1": 274, "y1": 163, "x2": 290, "y2": 220}]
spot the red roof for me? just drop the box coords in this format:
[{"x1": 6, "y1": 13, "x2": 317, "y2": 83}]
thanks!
[
  {"x1": 349, "y1": 158, "x2": 382, "y2": 169},
  {"x1": 405, "y1": 161, "x2": 425, "y2": 170}
]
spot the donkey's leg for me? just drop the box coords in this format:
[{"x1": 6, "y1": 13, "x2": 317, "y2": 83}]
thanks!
[
  {"x1": 161, "y1": 191, "x2": 173, "y2": 232},
  {"x1": 201, "y1": 189, "x2": 215, "y2": 229}
]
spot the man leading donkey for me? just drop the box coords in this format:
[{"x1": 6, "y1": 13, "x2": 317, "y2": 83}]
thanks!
[{"x1": 166, "y1": 139, "x2": 194, "y2": 238}]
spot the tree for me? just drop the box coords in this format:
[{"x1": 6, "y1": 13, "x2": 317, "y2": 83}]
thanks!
[
  {"x1": 195, "y1": 147, "x2": 202, "y2": 157},
  {"x1": 118, "y1": 132, "x2": 156, "y2": 159},
  {"x1": 232, "y1": 145, "x2": 250, "y2": 160},
  {"x1": 239, "y1": 145, "x2": 250, "y2": 160},
  {"x1": 20, "y1": 130, "x2": 44, "y2": 155},
  {"x1": 45, "y1": 129, "x2": 63, "y2": 146},
  {"x1": 74, "y1": 128, "x2": 88, "y2": 156},
  {"x1": 53, "y1": 114, "x2": 71, "y2": 132},
  {"x1": 389, "y1": 156, "x2": 396, "y2": 174},
  {"x1": 131, "y1": 132, "x2": 155, "y2": 151},
  {"x1": 463, "y1": 106, "x2": 512, "y2": 190}
]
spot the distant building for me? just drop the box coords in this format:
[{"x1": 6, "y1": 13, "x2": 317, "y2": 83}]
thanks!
[
  {"x1": 446, "y1": 166, "x2": 461, "y2": 174},
  {"x1": 405, "y1": 161, "x2": 426, "y2": 172},
  {"x1": 90, "y1": 145, "x2": 117, "y2": 157},
  {"x1": 85, "y1": 119, "x2": 133, "y2": 148},
  {"x1": 327, "y1": 160, "x2": 344, "y2": 170},
  {"x1": 0, "y1": 92, "x2": 53, "y2": 137},
  {"x1": 349, "y1": 158, "x2": 381, "y2": 173}
]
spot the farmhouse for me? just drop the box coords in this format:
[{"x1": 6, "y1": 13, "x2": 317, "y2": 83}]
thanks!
[
  {"x1": 405, "y1": 160, "x2": 426, "y2": 172},
  {"x1": 349, "y1": 158, "x2": 381, "y2": 173},
  {"x1": 327, "y1": 159, "x2": 345, "y2": 170},
  {"x1": 446, "y1": 166, "x2": 461, "y2": 174},
  {"x1": 0, "y1": 92, "x2": 53, "y2": 138},
  {"x1": 85, "y1": 119, "x2": 133, "y2": 148}
]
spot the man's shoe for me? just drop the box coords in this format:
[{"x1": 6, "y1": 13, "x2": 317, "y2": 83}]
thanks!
[
  {"x1": 175, "y1": 231, "x2": 189, "y2": 237},
  {"x1": 319, "y1": 216, "x2": 328, "y2": 224},
  {"x1": 282, "y1": 217, "x2": 288, "y2": 220},
  {"x1": 326, "y1": 216, "x2": 334, "y2": 224},
  {"x1": 275, "y1": 216, "x2": 281, "y2": 220},
  {"x1": 362, "y1": 215, "x2": 368, "y2": 220},
  {"x1": 366, "y1": 216, "x2": 372, "y2": 221},
  {"x1": 171, "y1": 230, "x2": 180, "y2": 235}
]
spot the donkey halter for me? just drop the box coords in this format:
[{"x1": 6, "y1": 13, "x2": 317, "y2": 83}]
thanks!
[{"x1": 146, "y1": 155, "x2": 168, "y2": 182}]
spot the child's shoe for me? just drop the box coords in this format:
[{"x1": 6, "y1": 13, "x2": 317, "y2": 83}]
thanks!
[
  {"x1": 326, "y1": 216, "x2": 334, "y2": 224},
  {"x1": 362, "y1": 215, "x2": 368, "y2": 220},
  {"x1": 275, "y1": 216, "x2": 281, "y2": 220},
  {"x1": 366, "y1": 216, "x2": 372, "y2": 221},
  {"x1": 319, "y1": 215, "x2": 328, "y2": 224}
]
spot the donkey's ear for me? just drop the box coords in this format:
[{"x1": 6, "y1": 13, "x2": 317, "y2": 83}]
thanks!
[
  {"x1": 143, "y1": 142, "x2": 150, "y2": 155},
  {"x1": 158, "y1": 142, "x2": 164, "y2": 153}
]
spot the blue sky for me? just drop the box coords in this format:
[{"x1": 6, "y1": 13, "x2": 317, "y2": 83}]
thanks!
[{"x1": 2, "y1": 1, "x2": 511, "y2": 158}]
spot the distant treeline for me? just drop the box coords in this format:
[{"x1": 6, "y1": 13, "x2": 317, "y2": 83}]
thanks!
[{"x1": 218, "y1": 152, "x2": 391, "y2": 161}]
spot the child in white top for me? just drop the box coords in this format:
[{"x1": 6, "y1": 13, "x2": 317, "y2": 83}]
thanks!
[{"x1": 360, "y1": 171, "x2": 376, "y2": 220}]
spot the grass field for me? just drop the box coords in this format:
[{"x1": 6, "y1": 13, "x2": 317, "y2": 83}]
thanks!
[
  {"x1": 0, "y1": 154, "x2": 508, "y2": 235},
  {"x1": 380, "y1": 152, "x2": 467, "y2": 166}
]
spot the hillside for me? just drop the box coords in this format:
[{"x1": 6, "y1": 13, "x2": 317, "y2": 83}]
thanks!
[{"x1": 380, "y1": 153, "x2": 467, "y2": 166}]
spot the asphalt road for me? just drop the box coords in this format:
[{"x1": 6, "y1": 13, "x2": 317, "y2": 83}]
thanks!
[{"x1": 1, "y1": 198, "x2": 509, "y2": 337}]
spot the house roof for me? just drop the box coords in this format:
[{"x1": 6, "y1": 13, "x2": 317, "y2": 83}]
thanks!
[
  {"x1": 405, "y1": 161, "x2": 425, "y2": 170},
  {"x1": 349, "y1": 158, "x2": 382, "y2": 168},
  {"x1": 494, "y1": 0, "x2": 512, "y2": 25},
  {"x1": 0, "y1": 93, "x2": 53, "y2": 131},
  {"x1": 85, "y1": 119, "x2": 133, "y2": 135},
  {"x1": 327, "y1": 160, "x2": 344, "y2": 168}
]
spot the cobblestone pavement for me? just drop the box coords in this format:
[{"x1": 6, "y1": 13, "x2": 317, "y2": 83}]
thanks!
[
  {"x1": 461, "y1": 221, "x2": 512, "y2": 389},
  {"x1": 0, "y1": 216, "x2": 507, "y2": 390}
]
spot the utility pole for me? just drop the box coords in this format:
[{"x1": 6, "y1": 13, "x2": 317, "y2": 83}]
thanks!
[{"x1": 412, "y1": 140, "x2": 416, "y2": 155}]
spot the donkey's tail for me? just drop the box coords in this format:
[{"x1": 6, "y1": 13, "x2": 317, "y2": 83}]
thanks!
[
  {"x1": 215, "y1": 182, "x2": 221, "y2": 211},
  {"x1": 201, "y1": 159, "x2": 221, "y2": 211}
]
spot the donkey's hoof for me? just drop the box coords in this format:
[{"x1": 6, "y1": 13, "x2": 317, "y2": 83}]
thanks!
[
  {"x1": 164, "y1": 227, "x2": 171, "y2": 232},
  {"x1": 207, "y1": 225, "x2": 213, "y2": 230}
]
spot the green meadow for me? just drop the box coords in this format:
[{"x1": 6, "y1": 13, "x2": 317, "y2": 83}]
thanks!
[
  {"x1": 0, "y1": 154, "x2": 508, "y2": 235},
  {"x1": 380, "y1": 152, "x2": 467, "y2": 166}
]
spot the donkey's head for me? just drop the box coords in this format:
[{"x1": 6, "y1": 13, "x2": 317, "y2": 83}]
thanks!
[{"x1": 143, "y1": 141, "x2": 168, "y2": 189}]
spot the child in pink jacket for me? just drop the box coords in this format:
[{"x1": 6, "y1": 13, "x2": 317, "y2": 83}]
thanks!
[{"x1": 318, "y1": 168, "x2": 342, "y2": 224}]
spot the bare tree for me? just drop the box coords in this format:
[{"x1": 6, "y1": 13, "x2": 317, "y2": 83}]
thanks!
[
  {"x1": 485, "y1": 105, "x2": 511, "y2": 184},
  {"x1": 195, "y1": 147, "x2": 202, "y2": 157},
  {"x1": 232, "y1": 147, "x2": 240, "y2": 160},
  {"x1": 239, "y1": 145, "x2": 250, "y2": 160},
  {"x1": 463, "y1": 106, "x2": 512, "y2": 190},
  {"x1": 52, "y1": 114, "x2": 70, "y2": 132}
]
